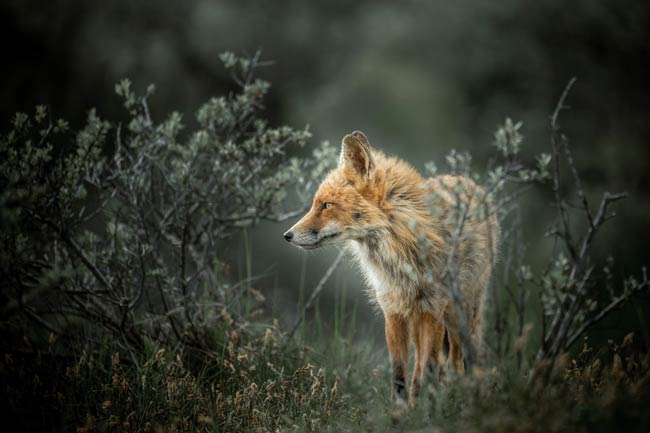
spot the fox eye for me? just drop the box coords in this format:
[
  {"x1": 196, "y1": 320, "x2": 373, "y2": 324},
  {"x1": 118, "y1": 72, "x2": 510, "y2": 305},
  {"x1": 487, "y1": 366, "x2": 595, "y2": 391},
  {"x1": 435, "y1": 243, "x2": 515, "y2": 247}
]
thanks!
[{"x1": 321, "y1": 202, "x2": 334, "y2": 210}]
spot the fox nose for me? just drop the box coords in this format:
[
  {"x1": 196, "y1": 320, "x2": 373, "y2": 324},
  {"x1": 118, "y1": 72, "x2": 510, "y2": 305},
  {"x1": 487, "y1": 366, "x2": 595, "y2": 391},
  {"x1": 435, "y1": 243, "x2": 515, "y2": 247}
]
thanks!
[{"x1": 284, "y1": 231, "x2": 293, "y2": 242}]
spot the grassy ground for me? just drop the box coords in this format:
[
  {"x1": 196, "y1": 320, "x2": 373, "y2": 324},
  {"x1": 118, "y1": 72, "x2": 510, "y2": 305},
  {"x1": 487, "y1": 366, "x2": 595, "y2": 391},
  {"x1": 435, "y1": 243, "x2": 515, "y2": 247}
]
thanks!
[
  {"x1": 293, "y1": 298, "x2": 650, "y2": 433},
  {"x1": 2, "y1": 300, "x2": 649, "y2": 433}
]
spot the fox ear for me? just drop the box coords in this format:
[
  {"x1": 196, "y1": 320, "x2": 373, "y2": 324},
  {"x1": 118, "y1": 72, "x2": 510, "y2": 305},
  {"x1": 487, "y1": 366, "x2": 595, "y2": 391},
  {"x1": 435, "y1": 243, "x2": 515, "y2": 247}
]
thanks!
[{"x1": 339, "y1": 131, "x2": 374, "y2": 177}]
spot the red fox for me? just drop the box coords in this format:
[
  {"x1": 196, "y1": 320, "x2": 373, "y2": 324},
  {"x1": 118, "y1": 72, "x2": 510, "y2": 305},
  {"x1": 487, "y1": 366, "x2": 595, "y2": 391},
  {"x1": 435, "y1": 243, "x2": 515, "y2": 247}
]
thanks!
[{"x1": 284, "y1": 131, "x2": 499, "y2": 406}]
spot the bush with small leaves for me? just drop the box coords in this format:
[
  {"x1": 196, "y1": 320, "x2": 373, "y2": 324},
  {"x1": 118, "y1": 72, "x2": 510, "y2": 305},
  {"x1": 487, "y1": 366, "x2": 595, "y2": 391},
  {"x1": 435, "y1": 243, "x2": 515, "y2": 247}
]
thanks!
[
  {"x1": 0, "y1": 52, "x2": 340, "y2": 432},
  {"x1": 0, "y1": 52, "x2": 336, "y2": 353}
]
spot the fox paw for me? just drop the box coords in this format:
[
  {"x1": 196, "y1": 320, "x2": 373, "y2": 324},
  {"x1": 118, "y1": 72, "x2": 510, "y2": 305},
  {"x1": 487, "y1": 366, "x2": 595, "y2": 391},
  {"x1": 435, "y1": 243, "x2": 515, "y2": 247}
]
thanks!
[{"x1": 390, "y1": 398, "x2": 409, "y2": 424}]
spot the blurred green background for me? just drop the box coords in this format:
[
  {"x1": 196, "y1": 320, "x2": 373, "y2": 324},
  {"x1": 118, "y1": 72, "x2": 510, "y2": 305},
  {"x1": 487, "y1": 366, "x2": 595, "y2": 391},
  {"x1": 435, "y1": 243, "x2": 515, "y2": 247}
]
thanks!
[{"x1": 4, "y1": 0, "x2": 649, "y2": 345}]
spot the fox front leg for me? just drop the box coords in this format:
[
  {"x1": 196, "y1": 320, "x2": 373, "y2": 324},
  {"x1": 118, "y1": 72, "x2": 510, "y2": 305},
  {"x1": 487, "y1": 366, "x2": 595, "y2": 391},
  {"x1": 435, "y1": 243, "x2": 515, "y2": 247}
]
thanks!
[
  {"x1": 385, "y1": 313, "x2": 409, "y2": 406},
  {"x1": 409, "y1": 312, "x2": 446, "y2": 406}
]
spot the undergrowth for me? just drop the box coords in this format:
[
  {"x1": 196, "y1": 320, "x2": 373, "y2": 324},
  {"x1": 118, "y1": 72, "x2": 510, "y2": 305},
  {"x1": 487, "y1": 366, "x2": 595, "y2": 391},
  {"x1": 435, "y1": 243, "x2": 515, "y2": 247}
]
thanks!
[
  {"x1": 299, "y1": 302, "x2": 650, "y2": 433},
  {"x1": 2, "y1": 280, "x2": 649, "y2": 432}
]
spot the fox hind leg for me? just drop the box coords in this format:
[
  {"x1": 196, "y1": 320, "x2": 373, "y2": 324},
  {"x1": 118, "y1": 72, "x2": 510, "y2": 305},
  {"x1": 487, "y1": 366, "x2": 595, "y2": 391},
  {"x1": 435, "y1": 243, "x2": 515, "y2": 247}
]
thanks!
[
  {"x1": 447, "y1": 329, "x2": 466, "y2": 374},
  {"x1": 409, "y1": 312, "x2": 445, "y2": 406},
  {"x1": 428, "y1": 314, "x2": 446, "y2": 379},
  {"x1": 444, "y1": 304, "x2": 468, "y2": 374}
]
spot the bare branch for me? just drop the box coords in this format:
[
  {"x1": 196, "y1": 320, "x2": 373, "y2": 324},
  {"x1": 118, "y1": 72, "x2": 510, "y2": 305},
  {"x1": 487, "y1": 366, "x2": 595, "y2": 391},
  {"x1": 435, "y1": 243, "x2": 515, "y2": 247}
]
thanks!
[{"x1": 288, "y1": 249, "x2": 345, "y2": 339}]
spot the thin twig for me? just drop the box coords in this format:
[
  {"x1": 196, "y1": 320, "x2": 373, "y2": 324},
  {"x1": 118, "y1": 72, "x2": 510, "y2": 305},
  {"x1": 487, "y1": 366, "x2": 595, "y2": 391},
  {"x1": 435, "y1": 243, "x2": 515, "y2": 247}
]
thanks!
[
  {"x1": 564, "y1": 272, "x2": 649, "y2": 349},
  {"x1": 288, "y1": 249, "x2": 345, "y2": 339}
]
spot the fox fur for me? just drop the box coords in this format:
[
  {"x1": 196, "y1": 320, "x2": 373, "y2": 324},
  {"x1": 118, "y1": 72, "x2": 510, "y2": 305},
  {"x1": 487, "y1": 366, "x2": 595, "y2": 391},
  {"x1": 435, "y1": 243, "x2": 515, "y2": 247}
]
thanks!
[{"x1": 284, "y1": 131, "x2": 499, "y2": 405}]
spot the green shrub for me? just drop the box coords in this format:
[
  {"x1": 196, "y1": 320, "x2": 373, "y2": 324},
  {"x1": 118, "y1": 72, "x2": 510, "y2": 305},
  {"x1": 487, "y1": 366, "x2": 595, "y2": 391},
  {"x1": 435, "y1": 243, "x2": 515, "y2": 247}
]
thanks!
[{"x1": 0, "y1": 52, "x2": 340, "y2": 432}]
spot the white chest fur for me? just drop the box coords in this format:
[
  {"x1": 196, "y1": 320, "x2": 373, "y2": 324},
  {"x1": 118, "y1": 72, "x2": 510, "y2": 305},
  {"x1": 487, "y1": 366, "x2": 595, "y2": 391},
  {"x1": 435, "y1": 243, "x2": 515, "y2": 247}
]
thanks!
[{"x1": 348, "y1": 240, "x2": 447, "y2": 317}]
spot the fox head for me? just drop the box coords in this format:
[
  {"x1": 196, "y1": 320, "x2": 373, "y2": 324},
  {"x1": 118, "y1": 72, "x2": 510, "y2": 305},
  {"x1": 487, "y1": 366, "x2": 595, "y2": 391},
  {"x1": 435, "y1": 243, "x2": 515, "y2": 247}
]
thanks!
[{"x1": 283, "y1": 131, "x2": 387, "y2": 249}]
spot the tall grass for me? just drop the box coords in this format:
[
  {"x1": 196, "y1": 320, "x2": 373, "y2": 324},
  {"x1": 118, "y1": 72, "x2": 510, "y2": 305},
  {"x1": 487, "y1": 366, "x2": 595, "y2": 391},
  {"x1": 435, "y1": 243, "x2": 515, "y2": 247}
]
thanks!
[{"x1": 287, "y1": 255, "x2": 650, "y2": 433}]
